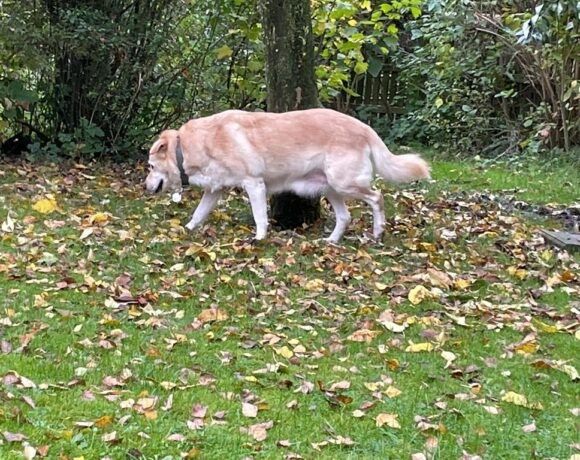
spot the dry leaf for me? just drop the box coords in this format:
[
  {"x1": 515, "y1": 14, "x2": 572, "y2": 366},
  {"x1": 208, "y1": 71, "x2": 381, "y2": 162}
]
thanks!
[
  {"x1": 501, "y1": 391, "x2": 543, "y2": 410},
  {"x1": 198, "y1": 308, "x2": 229, "y2": 323},
  {"x1": 242, "y1": 402, "x2": 258, "y2": 418},
  {"x1": 242, "y1": 420, "x2": 273, "y2": 442},
  {"x1": 275, "y1": 346, "x2": 294, "y2": 359},
  {"x1": 347, "y1": 329, "x2": 380, "y2": 343},
  {"x1": 522, "y1": 421, "x2": 537, "y2": 433},
  {"x1": 375, "y1": 413, "x2": 401, "y2": 429},
  {"x1": 405, "y1": 342, "x2": 434, "y2": 353},
  {"x1": 32, "y1": 197, "x2": 58, "y2": 214},
  {"x1": 408, "y1": 285, "x2": 431, "y2": 305}
]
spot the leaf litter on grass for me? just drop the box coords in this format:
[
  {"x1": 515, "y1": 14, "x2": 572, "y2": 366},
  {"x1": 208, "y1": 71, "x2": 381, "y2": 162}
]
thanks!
[{"x1": 0, "y1": 160, "x2": 579, "y2": 458}]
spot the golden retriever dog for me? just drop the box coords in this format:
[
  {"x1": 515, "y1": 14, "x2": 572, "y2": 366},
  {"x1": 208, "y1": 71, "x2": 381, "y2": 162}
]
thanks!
[{"x1": 145, "y1": 108, "x2": 430, "y2": 242}]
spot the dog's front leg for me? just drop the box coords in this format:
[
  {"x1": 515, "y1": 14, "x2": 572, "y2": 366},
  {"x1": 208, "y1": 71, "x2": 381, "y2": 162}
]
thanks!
[
  {"x1": 242, "y1": 178, "x2": 268, "y2": 240},
  {"x1": 185, "y1": 189, "x2": 223, "y2": 231}
]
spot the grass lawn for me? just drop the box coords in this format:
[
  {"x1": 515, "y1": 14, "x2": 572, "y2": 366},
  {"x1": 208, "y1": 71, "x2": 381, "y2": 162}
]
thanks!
[{"x1": 0, "y1": 154, "x2": 578, "y2": 460}]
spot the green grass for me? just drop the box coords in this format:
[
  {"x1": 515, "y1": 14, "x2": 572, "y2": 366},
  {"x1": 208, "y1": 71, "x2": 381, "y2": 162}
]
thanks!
[
  {"x1": 0, "y1": 157, "x2": 578, "y2": 459},
  {"x1": 426, "y1": 153, "x2": 580, "y2": 204}
]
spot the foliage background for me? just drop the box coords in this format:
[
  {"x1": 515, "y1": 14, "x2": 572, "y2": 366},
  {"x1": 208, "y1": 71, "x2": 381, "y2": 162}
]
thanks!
[{"x1": 0, "y1": 0, "x2": 578, "y2": 159}]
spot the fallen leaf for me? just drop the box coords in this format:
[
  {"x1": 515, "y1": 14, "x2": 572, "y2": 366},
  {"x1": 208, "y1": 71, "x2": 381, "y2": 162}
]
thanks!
[
  {"x1": 23, "y1": 444, "x2": 36, "y2": 460},
  {"x1": 32, "y1": 197, "x2": 58, "y2": 214},
  {"x1": 375, "y1": 413, "x2": 401, "y2": 429},
  {"x1": 3, "y1": 431, "x2": 28, "y2": 442},
  {"x1": 242, "y1": 420, "x2": 273, "y2": 442},
  {"x1": 94, "y1": 415, "x2": 114, "y2": 429},
  {"x1": 385, "y1": 386, "x2": 402, "y2": 398},
  {"x1": 501, "y1": 391, "x2": 543, "y2": 410},
  {"x1": 101, "y1": 431, "x2": 119, "y2": 443},
  {"x1": 275, "y1": 346, "x2": 294, "y2": 359},
  {"x1": 242, "y1": 402, "x2": 258, "y2": 418},
  {"x1": 198, "y1": 308, "x2": 229, "y2": 323},
  {"x1": 408, "y1": 285, "x2": 431, "y2": 305},
  {"x1": 166, "y1": 433, "x2": 186, "y2": 442},
  {"x1": 405, "y1": 342, "x2": 434, "y2": 353},
  {"x1": 347, "y1": 329, "x2": 380, "y2": 343},
  {"x1": 522, "y1": 421, "x2": 537, "y2": 433}
]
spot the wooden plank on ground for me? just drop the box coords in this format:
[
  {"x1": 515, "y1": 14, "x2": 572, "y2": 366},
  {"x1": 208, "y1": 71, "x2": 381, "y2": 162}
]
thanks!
[{"x1": 539, "y1": 230, "x2": 580, "y2": 252}]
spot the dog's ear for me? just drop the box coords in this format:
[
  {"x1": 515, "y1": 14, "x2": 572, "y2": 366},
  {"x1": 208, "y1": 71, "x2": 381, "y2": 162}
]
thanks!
[{"x1": 149, "y1": 137, "x2": 167, "y2": 158}]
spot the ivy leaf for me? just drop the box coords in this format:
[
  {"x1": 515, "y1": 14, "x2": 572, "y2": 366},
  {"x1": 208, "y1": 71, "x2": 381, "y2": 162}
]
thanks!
[{"x1": 354, "y1": 61, "x2": 369, "y2": 75}]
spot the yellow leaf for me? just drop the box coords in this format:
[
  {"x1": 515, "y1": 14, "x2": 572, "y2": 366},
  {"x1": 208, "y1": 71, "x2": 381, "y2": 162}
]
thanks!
[
  {"x1": 94, "y1": 415, "x2": 114, "y2": 428},
  {"x1": 275, "y1": 346, "x2": 294, "y2": 359},
  {"x1": 515, "y1": 341, "x2": 539, "y2": 355},
  {"x1": 408, "y1": 285, "x2": 430, "y2": 305},
  {"x1": 375, "y1": 413, "x2": 400, "y2": 429},
  {"x1": 215, "y1": 45, "x2": 233, "y2": 59},
  {"x1": 507, "y1": 266, "x2": 528, "y2": 280},
  {"x1": 305, "y1": 278, "x2": 326, "y2": 292},
  {"x1": 385, "y1": 386, "x2": 402, "y2": 398},
  {"x1": 453, "y1": 279, "x2": 472, "y2": 290},
  {"x1": 144, "y1": 410, "x2": 158, "y2": 420},
  {"x1": 364, "y1": 382, "x2": 380, "y2": 392},
  {"x1": 501, "y1": 391, "x2": 543, "y2": 410},
  {"x1": 419, "y1": 242, "x2": 437, "y2": 252},
  {"x1": 348, "y1": 19, "x2": 357, "y2": 26},
  {"x1": 533, "y1": 319, "x2": 558, "y2": 334},
  {"x1": 386, "y1": 358, "x2": 400, "y2": 371},
  {"x1": 32, "y1": 197, "x2": 58, "y2": 214},
  {"x1": 89, "y1": 212, "x2": 110, "y2": 225},
  {"x1": 197, "y1": 308, "x2": 228, "y2": 323},
  {"x1": 405, "y1": 342, "x2": 434, "y2": 353},
  {"x1": 374, "y1": 282, "x2": 388, "y2": 291}
]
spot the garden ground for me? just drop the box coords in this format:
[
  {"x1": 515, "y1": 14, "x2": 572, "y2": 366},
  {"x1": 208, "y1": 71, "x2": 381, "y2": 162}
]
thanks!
[{"x1": 0, "y1": 153, "x2": 578, "y2": 459}]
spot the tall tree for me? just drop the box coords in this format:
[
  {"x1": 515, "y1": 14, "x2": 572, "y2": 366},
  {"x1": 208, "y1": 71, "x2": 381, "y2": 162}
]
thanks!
[{"x1": 260, "y1": 0, "x2": 320, "y2": 230}]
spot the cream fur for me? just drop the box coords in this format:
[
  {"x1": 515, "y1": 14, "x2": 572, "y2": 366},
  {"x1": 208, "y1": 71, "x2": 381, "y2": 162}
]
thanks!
[{"x1": 145, "y1": 108, "x2": 430, "y2": 242}]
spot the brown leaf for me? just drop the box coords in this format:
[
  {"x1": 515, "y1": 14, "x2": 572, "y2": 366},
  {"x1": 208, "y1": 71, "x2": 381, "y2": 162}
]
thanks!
[
  {"x1": 197, "y1": 308, "x2": 229, "y2": 323},
  {"x1": 242, "y1": 420, "x2": 274, "y2": 442},
  {"x1": 375, "y1": 413, "x2": 401, "y2": 429},
  {"x1": 347, "y1": 328, "x2": 380, "y2": 343},
  {"x1": 94, "y1": 415, "x2": 114, "y2": 429}
]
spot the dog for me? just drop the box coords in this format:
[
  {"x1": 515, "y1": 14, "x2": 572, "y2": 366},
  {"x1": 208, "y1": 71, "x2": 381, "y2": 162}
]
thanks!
[{"x1": 144, "y1": 108, "x2": 430, "y2": 242}]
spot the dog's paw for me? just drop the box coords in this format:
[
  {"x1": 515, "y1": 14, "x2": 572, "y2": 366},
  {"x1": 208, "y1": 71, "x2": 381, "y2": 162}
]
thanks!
[{"x1": 185, "y1": 221, "x2": 197, "y2": 231}]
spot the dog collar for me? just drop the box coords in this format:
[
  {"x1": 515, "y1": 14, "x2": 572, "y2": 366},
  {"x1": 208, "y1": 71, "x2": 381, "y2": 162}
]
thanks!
[{"x1": 175, "y1": 139, "x2": 189, "y2": 186}]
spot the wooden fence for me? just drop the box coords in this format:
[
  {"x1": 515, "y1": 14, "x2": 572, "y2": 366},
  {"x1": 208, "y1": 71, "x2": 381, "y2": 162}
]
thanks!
[{"x1": 334, "y1": 66, "x2": 406, "y2": 120}]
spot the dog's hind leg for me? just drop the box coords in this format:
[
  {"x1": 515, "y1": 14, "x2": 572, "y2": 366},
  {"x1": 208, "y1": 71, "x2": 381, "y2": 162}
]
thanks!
[
  {"x1": 358, "y1": 188, "x2": 385, "y2": 239},
  {"x1": 326, "y1": 156, "x2": 386, "y2": 240},
  {"x1": 185, "y1": 189, "x2": 223, "y2": 231},
  {"x1": 324, "y1": 189, "x2": 351, "y2": 243},
  {"x1": 242, "y1": 178, "x2": 269, "y2": 240}
]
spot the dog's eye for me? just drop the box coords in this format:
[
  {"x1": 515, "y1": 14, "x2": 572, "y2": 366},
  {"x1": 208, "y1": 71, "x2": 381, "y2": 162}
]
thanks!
[{"x1": 149, "y1": 164, "x2": 155, "y2": 171}]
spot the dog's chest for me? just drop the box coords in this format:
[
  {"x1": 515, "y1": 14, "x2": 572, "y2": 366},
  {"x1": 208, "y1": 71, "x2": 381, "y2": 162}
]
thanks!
[{"x1": 186, "y1": 165, "x2": 239, "y2": 192}]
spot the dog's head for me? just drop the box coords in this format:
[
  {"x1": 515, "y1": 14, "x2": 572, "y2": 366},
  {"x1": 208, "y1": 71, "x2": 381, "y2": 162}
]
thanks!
[{"x1": 145, "y1": 129, "x2": 182, "y2": 194}]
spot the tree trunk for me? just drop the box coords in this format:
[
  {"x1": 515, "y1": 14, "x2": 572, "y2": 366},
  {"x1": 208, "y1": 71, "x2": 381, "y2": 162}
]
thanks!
[{"x1": 261, "y1": 0, "x2": 321, "y2": 230}]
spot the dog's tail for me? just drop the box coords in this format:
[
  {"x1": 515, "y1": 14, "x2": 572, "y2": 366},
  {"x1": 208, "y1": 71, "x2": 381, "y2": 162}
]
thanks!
[{"x1": 368, "y1": 130, "x2": 430, "y2": 183}]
